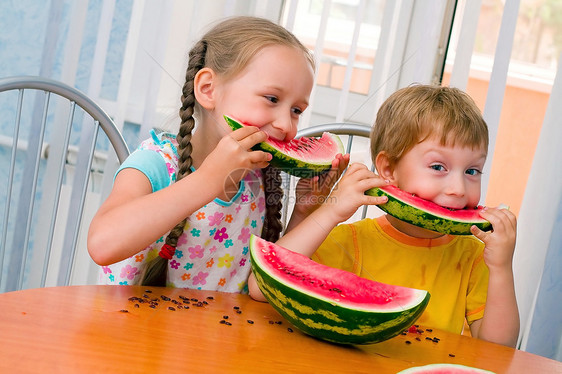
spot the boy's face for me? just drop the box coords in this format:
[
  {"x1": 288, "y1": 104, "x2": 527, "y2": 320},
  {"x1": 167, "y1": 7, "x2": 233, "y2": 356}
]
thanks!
[{"x1": 391, "y1": 136, "x2": 487, "y2": 210}]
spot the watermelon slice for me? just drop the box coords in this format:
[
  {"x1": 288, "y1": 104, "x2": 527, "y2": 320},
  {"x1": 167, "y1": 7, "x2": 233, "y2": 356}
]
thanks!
[
  {"x1": 224, "y1": 115, "x2": 344, "y2": 178},
  {"x1": 250, "y1": 234, "x2": 430, "y2": 345},
  {"x1": 365, "y1": 185, "x2": 493, "y2": 235},
  {"x1": 397, "y1": 364, "x2": 496, "y2": 373}
]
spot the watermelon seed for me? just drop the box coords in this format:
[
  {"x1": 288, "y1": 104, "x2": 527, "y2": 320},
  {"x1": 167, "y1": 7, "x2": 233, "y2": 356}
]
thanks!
[
  {"x1": 119, "y1": 309, "x2": 129, "y2": 313},
  {"x1": 405, "y1": 340, "x2": 411, "y2": 344},
  {"x1": 134, "y1": 304, "x2": 140, "y2": 308},
  {"x1": 145, "y1": 289, "x2": 152, "y2": 293},
  {"x1": 449, "y1": 354, "x2": 455, "y2": 357},
  {"x1": 287, "y1": 328, "x2": 293, "y2": 333},
  {"x1": 247, "y1": 320, "x2": 254, "y2": 324},
  {"x1": 168, "y1": 307, "x2": 176, "y2": 311}
]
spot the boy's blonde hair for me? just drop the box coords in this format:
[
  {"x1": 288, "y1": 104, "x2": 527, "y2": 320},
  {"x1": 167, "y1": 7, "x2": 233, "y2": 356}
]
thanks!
[{"x1": 370, "y1": 84, "x2": 489, "y2": 166}]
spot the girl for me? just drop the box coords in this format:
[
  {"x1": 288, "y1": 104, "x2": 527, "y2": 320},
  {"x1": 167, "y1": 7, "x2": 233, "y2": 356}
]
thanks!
[{"x1": 87, "y1": 16, "x2": 347, "y2": 292}]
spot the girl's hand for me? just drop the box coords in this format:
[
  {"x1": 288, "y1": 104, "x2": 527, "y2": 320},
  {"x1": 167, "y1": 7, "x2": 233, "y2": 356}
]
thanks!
[
  {"x1": 320, "y1": 162, "x2": 389, "y2": 224},
  {"x1": 199, "y1": 126, "x2": 271, "y2": 193},
  {"x1": 470, "y1": 206, "x2": 517, "y2": 270},
  {"x1": 292, "y1": 153, "x2": 350, "y2": 217}
]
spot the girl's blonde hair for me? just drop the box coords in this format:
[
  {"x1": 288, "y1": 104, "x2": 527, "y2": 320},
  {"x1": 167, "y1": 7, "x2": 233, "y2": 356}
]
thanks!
[
  {"x1": 370, "y1": 84, "x2": 489, "y2": 167},
  {"x1": 140, "y1": 16, "x2": 315, "y2": 286}
]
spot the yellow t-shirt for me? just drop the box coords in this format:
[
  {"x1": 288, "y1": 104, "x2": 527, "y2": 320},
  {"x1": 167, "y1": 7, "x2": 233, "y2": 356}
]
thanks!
[{"x1": 311, "y1": 215, "x2": 488, "y2": 334}]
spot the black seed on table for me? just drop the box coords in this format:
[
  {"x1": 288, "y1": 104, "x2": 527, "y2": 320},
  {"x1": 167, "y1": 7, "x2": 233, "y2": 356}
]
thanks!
[
  {"x1": 191, "y1": 298, "x2": 198, "y2": 302},
  {"x1": 235, "y1": 310, "x2": 242, "y2": 314},
  {"x1": 145, "y1": 289, "x2": 152, "y2": 293},
  {"x1": 233, "y1": 306, "x2": 240, "y2": 310},
  {"x1": 405, "y1": 340, "x2": 411, "y2": 344},
  {"x1": 449, "y1": 353, "x2": 455, "y2": 357},
  {"x1": 206, "y1": 296, "x2": 214, "y2": 300},
  {"x1": 220, "y1": 320, "x2": 226, "y2": 324},
  {"x1": 425, "y1": 328, "x2": 433, "y2": 332},
  {"x1": 425, "y1": 337, "x2": 433, "y2": 341},
  {"x1": 247, "y1": 320, "x2": 254, "y2": 324},
  {"x1": 275, "y1": 321, "x2": 282, "y2": 325},
  {"x1": 223, "y1": 315, "x2": 229, "y2": 319},
  {"x1": 268, "y1": 321, "x2": 274, "y2": 324},
  {"x1": 149, "y1": 304, "x2": 156, "y2": 309},
  {"x1": 119, "y1": 309, "x2": 129, "y2": 313},
  {"x1": 203, "y1": 301, "x2": 208, "y2": 305},
  {"x1": 225, "y1": 322, "x2": 232, "y2": 326},
  {"x1": 415, "y1": 337, "x2": 421, "y2": 341},
  {"x1": 134, "y1": 304, "x2": 140, "y2": 308},
  {"x1": 161, "y1": 295, "x2": 171, "y2": 301},
  {"x1": 287, "y1": 328, "x2": 293, "y2": 333},
  {"x1": 168, "y1": 307, "x2": 176, "y2": 311}
]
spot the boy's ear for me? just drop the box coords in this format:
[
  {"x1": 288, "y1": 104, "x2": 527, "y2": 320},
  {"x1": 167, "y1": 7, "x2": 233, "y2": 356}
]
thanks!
[
  {"x1": 194, "y1": 67, "x2": 217, "y2": 110},
  {"x1": 375, "y1": 151, "x2": 396, "y2": 183}
]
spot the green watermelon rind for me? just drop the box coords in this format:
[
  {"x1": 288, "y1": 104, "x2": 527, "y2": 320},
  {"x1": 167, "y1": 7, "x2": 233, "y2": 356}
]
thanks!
[
  {"x1": 250, "y1": 235, "x2": 431, "y2": 345},
  {"x1": 366, "y1": 187, "x2": 492, "y2": 235},
  {"x1": 224, "y1": 115, "x2": 344, "y2": 178},
  {"x1": 397, "y1": 363, "x2": 496, "y2": 373}
]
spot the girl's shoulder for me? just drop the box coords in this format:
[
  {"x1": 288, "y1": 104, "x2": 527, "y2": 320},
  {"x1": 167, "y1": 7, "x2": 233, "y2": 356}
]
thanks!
[{"x1": 138, "y1": 129, "x2": 179, "y2": 159}]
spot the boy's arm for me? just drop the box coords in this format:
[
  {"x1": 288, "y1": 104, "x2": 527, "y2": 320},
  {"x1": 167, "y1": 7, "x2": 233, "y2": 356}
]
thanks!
[
  {"x1": 248, "y1": 163, "x2": 388, "y2": 301},
  {"x1": 469, "y1": 207, "x2": 519, "y2": 347}
]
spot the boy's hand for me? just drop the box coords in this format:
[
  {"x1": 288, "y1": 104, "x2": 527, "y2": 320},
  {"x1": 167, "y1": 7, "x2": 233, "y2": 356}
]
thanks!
[
  {"x1": 470, "y1": 206, "x2": 517, "y2": 270},
  {"x1": 321, "y1": 162, "x2": 388, "y2": 223}
]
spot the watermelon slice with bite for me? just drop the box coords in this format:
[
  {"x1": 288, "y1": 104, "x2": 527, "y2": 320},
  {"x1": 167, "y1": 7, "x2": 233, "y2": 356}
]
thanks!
[
  {"x1": 397, "y1": 364, "x2": 495, "y2": 373},
  {"x1": 224, "y1": 115, "x2": 344, "y2": 178},
  {"x1": 250, "y1": 234, "x2": 430, "y2": 345},
  {"x1": 365, "y1": 185, "x2": 494, "y2": 235}
]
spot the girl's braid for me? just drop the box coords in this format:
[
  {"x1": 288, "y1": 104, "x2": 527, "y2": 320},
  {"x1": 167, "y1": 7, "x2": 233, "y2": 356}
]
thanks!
[
  {"x1": 140, "y1": 40, "x2": 207, "y2": 286},
  {"x1": 261, "y1": 165, "x2": 283, "y2": 242}
]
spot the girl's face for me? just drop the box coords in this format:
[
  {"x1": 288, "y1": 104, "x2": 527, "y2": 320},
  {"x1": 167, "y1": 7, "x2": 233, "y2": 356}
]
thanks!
[
  {"x1": 391, "y1": 136, "x2": 487, "y2": 211},
  {"x1": 212, "y1": 44, "x2": 314, "y2": 142}
]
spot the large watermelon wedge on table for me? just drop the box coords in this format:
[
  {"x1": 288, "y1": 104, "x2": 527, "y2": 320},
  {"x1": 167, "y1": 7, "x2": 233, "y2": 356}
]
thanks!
[
  {"x1": 224, "y1": 115, "x2": 344, "y2": 178},
  {"x1": 365, "y1": 185, "x2": 495, "y2": 235},
  {"x1": 249, "y1": 234, "x2": 430, "y2": 345}
]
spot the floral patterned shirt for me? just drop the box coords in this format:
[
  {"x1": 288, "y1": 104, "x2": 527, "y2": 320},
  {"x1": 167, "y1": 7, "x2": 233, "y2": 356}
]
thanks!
[{"x1": 98, "y1": 130, "x2": 266, "y2": 293}]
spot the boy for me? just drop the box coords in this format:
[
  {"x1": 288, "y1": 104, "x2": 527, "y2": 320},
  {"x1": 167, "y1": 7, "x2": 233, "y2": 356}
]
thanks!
[{"x1": 249, "y1": 84, "x2": 519, "y2": 347}]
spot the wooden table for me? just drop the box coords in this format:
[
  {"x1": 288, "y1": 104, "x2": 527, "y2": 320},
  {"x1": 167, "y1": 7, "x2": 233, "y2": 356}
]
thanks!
[{"x1": 0, "y1": 286, "x2": 560, "y2": 373}]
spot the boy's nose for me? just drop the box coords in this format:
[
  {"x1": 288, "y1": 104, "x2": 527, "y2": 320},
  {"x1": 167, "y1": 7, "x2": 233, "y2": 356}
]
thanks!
[{"x1": 445, "y1": 173, "x2": 466, "y2": 197}]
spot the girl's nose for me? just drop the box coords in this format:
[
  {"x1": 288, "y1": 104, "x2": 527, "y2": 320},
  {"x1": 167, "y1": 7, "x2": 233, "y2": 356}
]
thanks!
[{"x1": 270, "y1": 114, "x2": 298, "y2": 142}]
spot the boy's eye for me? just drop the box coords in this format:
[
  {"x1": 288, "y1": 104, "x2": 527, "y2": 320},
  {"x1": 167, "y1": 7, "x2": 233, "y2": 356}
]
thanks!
[
  {"x1": 265, "y1": 95, "x2": 278, "y2": 103},
  {"x1": 430, "y1": 164, "x2": 445, "y2": 172},
  {"x1": 466, "y1": 168, "x2": 482, "y2": 176}
]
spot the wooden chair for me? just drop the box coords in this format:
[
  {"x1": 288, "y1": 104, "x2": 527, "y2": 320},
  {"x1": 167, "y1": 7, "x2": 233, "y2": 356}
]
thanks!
[{"x1": 0, "y1": 76, "x2": 130, "y2": 292}]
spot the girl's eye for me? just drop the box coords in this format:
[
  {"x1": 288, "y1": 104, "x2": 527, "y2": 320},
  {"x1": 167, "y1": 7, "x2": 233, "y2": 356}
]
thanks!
[
  {"x1": 265, "y1": 95, "x2": 278, "y2": 103},
  {"x1": 466, "y1": 168, "x2": 482, "y2": 176},
  {"x1": 430, "y1": 164, "x2": 445, "y2": 172},
  {"x1": 292, "y1": 107, "x2": 303, "y2": 116}
]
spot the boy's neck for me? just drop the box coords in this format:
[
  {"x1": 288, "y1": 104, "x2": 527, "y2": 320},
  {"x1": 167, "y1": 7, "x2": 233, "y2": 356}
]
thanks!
[{"x1": 385, "y1": 214, "x2": 446, "y2": 239}]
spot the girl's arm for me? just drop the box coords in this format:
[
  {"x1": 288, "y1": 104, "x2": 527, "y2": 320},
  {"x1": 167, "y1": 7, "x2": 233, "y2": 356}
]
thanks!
[
  {"x1": 249, "y1": 163, "x2": 388, "y2": 301},
  {"x1": 469, "y1": 207, "x2": 520, "y2": 347},
  {"x1": 88, "y1": 127, "x2": 271, "y2": 265}
]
